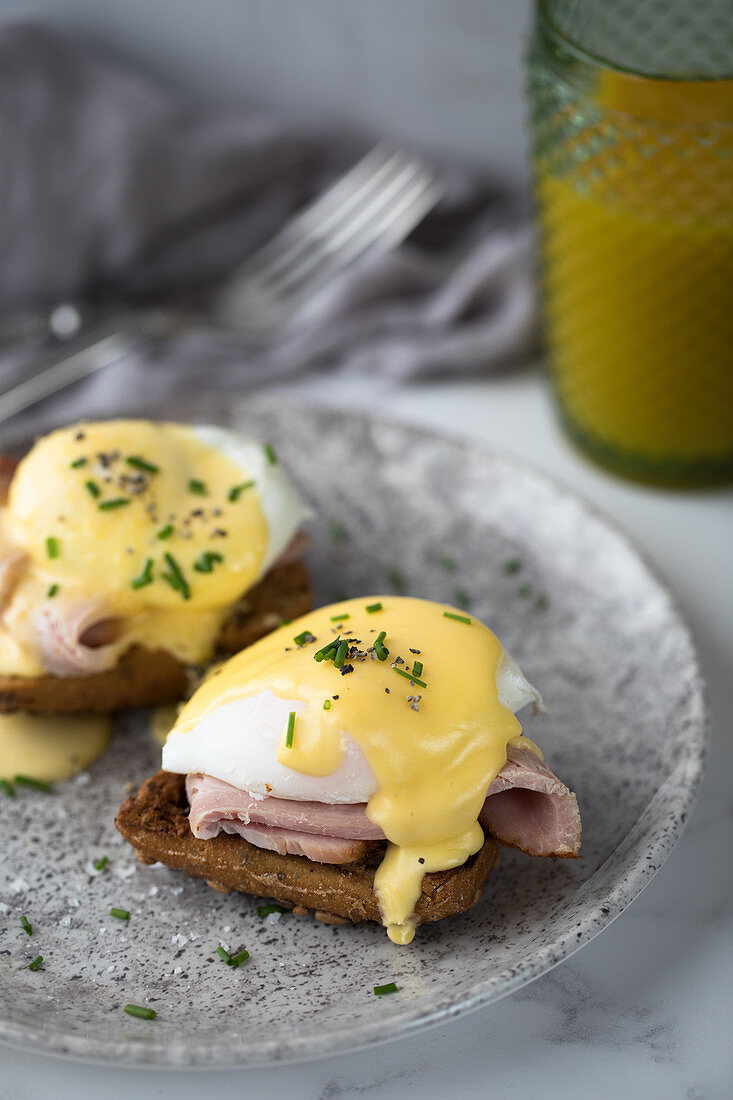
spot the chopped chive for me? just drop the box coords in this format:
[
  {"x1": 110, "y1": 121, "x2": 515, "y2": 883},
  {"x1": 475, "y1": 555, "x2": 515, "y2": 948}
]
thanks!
[
  {"x1": 285, "y1": 711, "x2": 296, "y2": 749},
  {"x1": 365, "y1": 602, "x2": 383, "y2": 614},
  {"x1": 124, "y1": 1004, "x2": 156, "y2": 1020},
  {"x1": 412, "y1": 660, "x2": 423, "y2": 678},
  {"x1": 517, "y1": 584, "x2": 532, "y2": 598},
  {"x1": 373, "y1": 982, "x2": 398, "y2": 997},
  {"x1": 257, "y1": 904, "x2": 288, "y2": 918},
  {"x1": 279, "y1": 618, "x2": 292, "y2": 627},
  {"x1": 503, "y1": 558, "x2": 523, "y2": 575},
  {"x1": 28, "y1": 955, "x2": 43, "y2": 972},
  {"x1": 110, "y1": 908, "x2": 129, "y2": 920},
  {"x1": 126, "y1": 456, "x2": 159, "y2": 475},
  {"x1": 439, "y1": 555, "x2": 456, "y2": 572},
  {"x1": 193, "y1": 551, "x2": 224, "y2": 574},
  {"x1": 162, "y1": 553, "x2": 190, "y2": 600},
  {"x1": 94, "y1": 856, "x2": 108, "y2": 872},
  {"x1": 333, "y1": 639, "x2": 348, "y2": 669},
  {"x1": 263, "y1": 443, "x2": 277, "y2": 466},
  {"x1": 216, "y1": 945, "x2": 249, "y2": 967},
  {"x1": 131, "y1": 558, "x2": 154, "y2": 590},
  {"x1": 385, "y1": 567, "x2": 406, "y2": 592},
  {"x1": 162, "y1": 573, "x2": 182, "y2": 596},
  {"x1": 393, "y1": 667, "x2": 427, "y2": 689},
  {"x1": 228, "y1": 480, "x2": 255, "y2": 502},
  {"x1": 20, "y1": 915, "x2": 32, "y2": 936},
  {"x1": 293, "y1": 630, "x2": 315, "y2": 647},
  {"x1": 99, "y1": 498, "x2": 131, "y2": 511},
  {"x1": 46, "y1": 583, "x2": 60, "y2": 598},
  {"x1": 323, "y1": 699, "x2": 332, "y2": 711},
  {"x1": 443, "y1": 611, "x2": 472, "y2": 625},
  {"x1": 69, "y1": 457, "x2": 86, "y2": 469},
  {"x1": 0, "y1": 779, "x2": 14, "y2": 797},
  {"x1": 188, "y1": 479, "x2": 208, "y2": 496},
  {"x1": 14, "y1": 775, "x2": 51, "y2": 792},
  {"x1": 84, "y1": 479, "x2": 100, "y2": 499},
  {"x1": 454, "y1": 587, "x2": 471, "y2": 609},
  {"x1": 534, "y1": 593, "x2": 549, "y2": 612},
  {"x1": 374, "y1": 630, "x2": 389, "y2": 662},
  {"x1": 45, "y1": 536, "x2": 59, "y2": 559},
  {"x1": 156, "y1": 524, "x2": 174, "y2": 541},
  {"x1": 314, "y1": 636, "x2": 340, "y2": 663},
  {"x1": 330, "y1": 613, "x2": 350, "y2": 622},
  {"x1": 328, "y1": 521, "x2": 348, "y2": 543}
]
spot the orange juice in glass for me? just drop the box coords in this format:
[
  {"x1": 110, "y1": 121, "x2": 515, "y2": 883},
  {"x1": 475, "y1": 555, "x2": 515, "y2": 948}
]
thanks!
[{"x1": 527, "y1": 0, "x2": 733, "y2": 486}]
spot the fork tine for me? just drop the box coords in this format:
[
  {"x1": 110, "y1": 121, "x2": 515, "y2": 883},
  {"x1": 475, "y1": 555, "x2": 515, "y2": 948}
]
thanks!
[
  {"x1": 241, "y1": 145, "x2": 409, "y2": 282},
  {"x1": 215, "y1": 145, "x2": 442, "y2": 333},
  {"x1": 267, "y1": 155, "x2": 432, "y2": 289},
  {"x1": 278, "y1": 176, "x2": 441, "y2": 311},
  {"x1": 271, "y1": 163, "x2": 440, "y2": 297}
]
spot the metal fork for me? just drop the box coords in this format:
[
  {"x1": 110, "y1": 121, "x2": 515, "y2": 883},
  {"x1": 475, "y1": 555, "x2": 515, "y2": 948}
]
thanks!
[{"x1": 0, "y1": 145, "x2": 441, "y2": 424}]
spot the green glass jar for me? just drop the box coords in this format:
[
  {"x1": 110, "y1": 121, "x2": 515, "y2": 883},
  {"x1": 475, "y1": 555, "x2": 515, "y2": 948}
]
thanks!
[{"x1": 527, "y1": 0, "x2": 733, "y2": 486}]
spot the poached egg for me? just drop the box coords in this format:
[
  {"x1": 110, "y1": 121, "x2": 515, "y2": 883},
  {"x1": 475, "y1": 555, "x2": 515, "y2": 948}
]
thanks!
[{"x1": 0, "y1": 420, "x2": 310, "y2": 676}]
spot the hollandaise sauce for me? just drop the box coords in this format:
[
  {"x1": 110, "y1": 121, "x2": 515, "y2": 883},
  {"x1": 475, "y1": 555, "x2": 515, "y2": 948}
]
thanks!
[
  {"x1": 0, "y1": 712, "x2": 110, "y2": 783},
  {"x1": 0, "y1": 421, "x2": 274, "y2": 676},
  {"x1": 170, "y1": 597, "x2": 524, "y2": 945},
  {"x1": 150, "y1": 704, "x2": 181, "y2": 747}
]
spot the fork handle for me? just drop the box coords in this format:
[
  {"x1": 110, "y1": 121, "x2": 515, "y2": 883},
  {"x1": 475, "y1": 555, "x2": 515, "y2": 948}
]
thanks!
[{"x1": 0, "y1": 310, "x2": 182, "y2": 425}]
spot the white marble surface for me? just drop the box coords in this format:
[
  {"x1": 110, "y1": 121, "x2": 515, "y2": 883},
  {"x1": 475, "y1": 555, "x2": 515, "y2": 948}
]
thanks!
[{"x1": 2, "y1": 368, "x2": 732, "y2": 1099}]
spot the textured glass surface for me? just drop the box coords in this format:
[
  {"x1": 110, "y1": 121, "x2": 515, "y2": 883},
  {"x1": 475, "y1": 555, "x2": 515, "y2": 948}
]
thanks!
[
  {"x1": 547, "y1": 0, "x2": 733, "y2": 77},
  {"x1": 528, "y1": 0, "x2": 733, "y2": 485}
]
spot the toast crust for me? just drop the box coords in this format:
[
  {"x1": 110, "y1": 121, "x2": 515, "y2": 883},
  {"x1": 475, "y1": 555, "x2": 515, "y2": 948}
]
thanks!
[
  {"x1": 116, "y1": 770, "x2": 501, "y2": 927},
  {"x1": 0, "y1": 558, "x2": 311, "y2": 714}
]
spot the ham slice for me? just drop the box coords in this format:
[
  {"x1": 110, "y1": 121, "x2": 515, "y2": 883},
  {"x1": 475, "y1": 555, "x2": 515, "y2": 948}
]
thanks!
[
  {"x1": 185, "y1": 745, "x2": 581, "y2": 864},
  {"x1": 35, "y1": 600, "x2": 127, "y2": 677},
  {"x1": 479, "y1": 745, "x2": 581, "y2": 857},
  {"x1": 209, "y1": 819, "x2": 378, "y2": 864},
  {"x1": 186, "y1": 773, "x2": 384, "y2": 839}
]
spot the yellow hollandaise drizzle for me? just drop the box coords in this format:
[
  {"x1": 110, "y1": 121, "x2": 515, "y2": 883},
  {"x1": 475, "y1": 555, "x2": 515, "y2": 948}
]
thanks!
[
  {"x1": 150, "y1": 704, "x2": 182, "y2": 747},
  {"x1": 172, "y1": 596, "x2": 523, "y2": 945},
  {"x1": 0, "y1": 421, "x2": 270, "y2": 676},
  {"x1": 0, "y1": 712, "x2": 111, "y2": 783}
]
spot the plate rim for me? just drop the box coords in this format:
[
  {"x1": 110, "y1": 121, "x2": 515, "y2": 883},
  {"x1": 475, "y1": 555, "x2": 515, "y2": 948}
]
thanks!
[{"x1": 0, "y1": 400, "x2": 709, "y2": 1068}]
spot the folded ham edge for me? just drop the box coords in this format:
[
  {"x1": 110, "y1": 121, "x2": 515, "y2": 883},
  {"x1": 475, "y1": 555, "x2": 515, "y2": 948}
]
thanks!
[{"x1": 184, "y1": 744, "x2": 581, "y2": 865}]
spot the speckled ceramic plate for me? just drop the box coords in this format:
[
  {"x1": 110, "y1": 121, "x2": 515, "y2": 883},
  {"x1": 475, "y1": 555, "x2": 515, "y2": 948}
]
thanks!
[{"x1": 0, "y1": 397, "x2": 706, "y2": 1067}]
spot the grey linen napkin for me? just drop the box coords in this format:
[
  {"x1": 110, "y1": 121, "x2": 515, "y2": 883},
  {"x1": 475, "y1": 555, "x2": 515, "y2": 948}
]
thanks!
[{"x1": 0, "y1": 22, "x2": 537, "y2": 436}]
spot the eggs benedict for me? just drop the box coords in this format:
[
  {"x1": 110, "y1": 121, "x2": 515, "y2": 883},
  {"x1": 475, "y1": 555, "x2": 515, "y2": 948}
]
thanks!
[
  {"x1": 117, "y1": 597, "x2": 581, "y2": 944},
  {"x1": 0, "y1": 420, "x2": 311, "y2": 712}
]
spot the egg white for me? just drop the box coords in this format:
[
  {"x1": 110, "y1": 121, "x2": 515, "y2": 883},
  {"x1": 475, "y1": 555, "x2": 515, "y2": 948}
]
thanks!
[
  {"x1": 192, "y1": 425, "x2": 312, "y2": 578},
  {"x1": 161, "y1": 658, "x2": 543, "y2": 803}
]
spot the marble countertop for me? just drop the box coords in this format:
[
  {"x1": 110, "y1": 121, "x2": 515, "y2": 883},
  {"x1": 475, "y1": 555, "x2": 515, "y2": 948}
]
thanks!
[{"x1": 2, "y1": 368, "x2": 731, "y2": 1099}]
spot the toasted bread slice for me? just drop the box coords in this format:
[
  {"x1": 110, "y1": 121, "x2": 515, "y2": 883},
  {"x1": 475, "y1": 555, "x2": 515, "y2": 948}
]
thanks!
[
  {"x1": 116, "y1": 770, "x2": 501, "y2": 927},
  {"x1": 0, "y1": 558, "x2": 311, "y2": 714}
]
